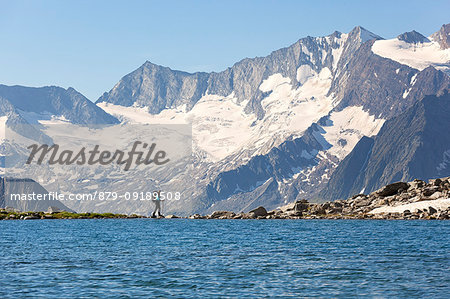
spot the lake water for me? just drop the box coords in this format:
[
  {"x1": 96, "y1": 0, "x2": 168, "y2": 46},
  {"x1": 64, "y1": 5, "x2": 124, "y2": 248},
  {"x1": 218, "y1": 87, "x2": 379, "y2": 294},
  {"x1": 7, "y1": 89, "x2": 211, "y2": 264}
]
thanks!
[{"x1": 1, "y1": 219, "x2": 449, "y2": 298}]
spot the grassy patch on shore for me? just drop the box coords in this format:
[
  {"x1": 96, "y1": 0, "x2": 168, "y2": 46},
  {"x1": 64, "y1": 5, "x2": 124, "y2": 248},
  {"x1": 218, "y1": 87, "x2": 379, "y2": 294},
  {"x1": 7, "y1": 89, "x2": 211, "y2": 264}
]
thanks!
[{"x1": 0, "y1": 210, "x2": 139, "y2": 220}]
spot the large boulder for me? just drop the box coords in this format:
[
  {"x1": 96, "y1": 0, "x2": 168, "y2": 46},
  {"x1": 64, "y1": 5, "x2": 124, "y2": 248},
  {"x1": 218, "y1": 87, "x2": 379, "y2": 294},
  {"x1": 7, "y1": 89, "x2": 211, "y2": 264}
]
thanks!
[
  {"x1": 249, "y1": 206, "x2": 268, "y2": 217},
  {"x1": 309, "y1": 204, "x2": 326, "y2": 215},
  {"x1": 375, "y1": 182, "x2": 409, "y2": 197},
  {"x1": 188, "y1": 214, "x2": 205, "y2": 219},
  {"x1": 209, "y1": 211, "x2": 235, "y2": 219},
  {"x1": 293, "y1": 199, "x2": 309, "y2": 212},
  {"x1": 422, "y1": 186, "x2": 439, "y2": 197},
  {"x1": 429, "y1": 178, "x2": 442, "y2": 186},
  {"x1": 409, "y1": 179, "x2": 425, "y2": 190}
]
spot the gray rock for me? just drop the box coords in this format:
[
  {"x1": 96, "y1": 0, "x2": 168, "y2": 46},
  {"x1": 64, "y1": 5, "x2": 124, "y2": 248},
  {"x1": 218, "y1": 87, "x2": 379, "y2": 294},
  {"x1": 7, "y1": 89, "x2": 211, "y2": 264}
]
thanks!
[
  {"x1": 423, "y1": 186, "x2": 439, "y2": 197},
  {"x1": 209, "y1": 211, "x2": 235, "y2": 219},
  {"x1": 410, "y1": 179, "x2": 426, "y2": 189},
  {"x1": 165, "y1": 214, "x2": 179, "y2": 219},
  {"x1": 293, "y1": 200, "x2": 309, "y2": 212},
  {"x1": 428, "y1": 206, "x2": 437, "y2": 215},
  {"x1": 376, "y1": 182, "x2": 409, "y2": 197},
  {"x1": 249, "y1": 206, "x2": 268, "y2": 217},
  {"x1": 429, "y1": 178, "x2": 442, "y2": 186},
  {"x1": 188, "y1": 214, "x2": 204, "y2": 219},
  {"x1": 47, "y1": 206, "x2": 64, "y2": 214},
  {"x1": 310, "y1": 204, "x2": 326, "y2": 215}
]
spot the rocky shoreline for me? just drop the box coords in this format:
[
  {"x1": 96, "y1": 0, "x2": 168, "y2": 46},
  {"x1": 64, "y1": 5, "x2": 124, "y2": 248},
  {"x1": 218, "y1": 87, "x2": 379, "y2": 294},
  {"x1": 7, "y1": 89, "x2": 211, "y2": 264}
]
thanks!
[
  {"x1": 189, "y1": 177, "x2": 450, "y2": 220},
  {"x1": 2, "y1": 177, "x2": 449, "y2": 221}
]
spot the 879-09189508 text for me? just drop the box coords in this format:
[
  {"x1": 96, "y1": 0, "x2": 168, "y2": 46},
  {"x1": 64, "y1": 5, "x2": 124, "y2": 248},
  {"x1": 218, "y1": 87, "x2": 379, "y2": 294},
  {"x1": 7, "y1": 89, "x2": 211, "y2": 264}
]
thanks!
[
  {"x1": 95, "y1": 191, "x2": 181, "y2": 201},
  {"x1": 9, "y1": 191, "x2": 182, "y2": 201}
]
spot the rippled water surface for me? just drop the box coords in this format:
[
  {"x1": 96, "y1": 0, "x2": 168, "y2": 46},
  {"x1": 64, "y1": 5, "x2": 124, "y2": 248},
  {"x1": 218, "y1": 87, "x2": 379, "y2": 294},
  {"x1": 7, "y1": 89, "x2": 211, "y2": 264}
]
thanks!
[{"x1": 1, "y1": 219, "x2": 449, "y2": 298}]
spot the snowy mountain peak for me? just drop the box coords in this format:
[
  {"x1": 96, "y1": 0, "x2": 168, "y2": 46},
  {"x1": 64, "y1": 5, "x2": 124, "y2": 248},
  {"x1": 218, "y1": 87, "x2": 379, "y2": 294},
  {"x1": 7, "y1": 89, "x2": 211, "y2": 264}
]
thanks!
[
  {"x1": 397, "y1": 30, "x2": 430, "y2": 44},
  {"x1": 350, "y1": 26, "x2": 382, "y2": 43}
]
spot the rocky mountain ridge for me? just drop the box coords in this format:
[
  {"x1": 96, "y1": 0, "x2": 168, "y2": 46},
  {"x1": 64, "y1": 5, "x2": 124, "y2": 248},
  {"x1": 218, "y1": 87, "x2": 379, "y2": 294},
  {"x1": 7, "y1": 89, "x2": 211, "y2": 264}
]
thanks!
[
  {"x1": 97, "y1": 26, "x2": 377, "y2": 118},
  {"x1": 0, "y1": 85, "x2": 119, "y2": 125}
]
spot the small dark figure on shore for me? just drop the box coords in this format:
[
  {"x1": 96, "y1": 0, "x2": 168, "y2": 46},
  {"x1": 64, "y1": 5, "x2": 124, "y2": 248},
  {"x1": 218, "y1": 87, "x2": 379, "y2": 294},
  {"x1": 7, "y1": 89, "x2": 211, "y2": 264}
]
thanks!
[{"x1": 151, "y1": 190, "x2": 163, "y2": 218}]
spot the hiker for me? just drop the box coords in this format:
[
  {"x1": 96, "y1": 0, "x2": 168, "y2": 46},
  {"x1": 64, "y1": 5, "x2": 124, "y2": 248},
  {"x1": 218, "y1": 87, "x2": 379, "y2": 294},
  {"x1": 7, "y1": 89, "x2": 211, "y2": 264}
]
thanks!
[{"x1": 151, "y1": 190, "x2": 163, "y2": 218}]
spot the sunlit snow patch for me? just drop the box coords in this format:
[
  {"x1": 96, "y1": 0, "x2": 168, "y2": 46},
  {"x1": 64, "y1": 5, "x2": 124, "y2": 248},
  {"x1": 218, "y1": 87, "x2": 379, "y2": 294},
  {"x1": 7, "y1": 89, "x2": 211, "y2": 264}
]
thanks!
[
  {"x1": 321, "y1": 106, "x2": 385, "y2": 160},
  {"x1": 372, "y1": 38, "x2": 450, "y2": 73}
]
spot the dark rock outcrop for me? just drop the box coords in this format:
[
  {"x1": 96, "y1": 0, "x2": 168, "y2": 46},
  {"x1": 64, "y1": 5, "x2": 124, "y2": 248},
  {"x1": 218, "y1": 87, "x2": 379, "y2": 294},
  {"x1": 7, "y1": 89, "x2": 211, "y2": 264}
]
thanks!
[
  {"x1": 397, "y1": 30, "x2": 430, "y2": 43},
  {"x1": 430, "y1": 23, "x2": 450, "y2": 49},
  {"x1": 249, "y1": 206, "x2": 268, "y2": 217},
  {"x1": 375, "y1": 182, "x2": 409, "y2": 197}
]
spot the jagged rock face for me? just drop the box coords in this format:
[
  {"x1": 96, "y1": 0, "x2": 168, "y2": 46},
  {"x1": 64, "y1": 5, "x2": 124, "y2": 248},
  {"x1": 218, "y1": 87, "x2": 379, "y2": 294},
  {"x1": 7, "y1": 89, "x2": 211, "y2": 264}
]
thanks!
[
  {"x1": 98, "y1": 63, "x2": 210, "y2": 114},
  {"x1": 319, "y1": 92, "x2": 450, "y2": 201},
  {"x1": 430, "y1": 23, "x2": 450, "y2": 49},
  {"x1": 97, "y1": 30, "x2": 352, "y2": 118},
  {"x1": 315, "y1": 136, "x2": 375, "y2": 202},
  {"x1": 0, "y1": 85, "x2": 119, "y2": 125},
  {"x1": 397, "y1": 30, "x2": 430, "y2": 43},
  {"x1": 330, "y1": 41, "x2": 449, "y2": 119},
  {"x1": 0, "y1": 177, "x2": 72, "y2": 212}
]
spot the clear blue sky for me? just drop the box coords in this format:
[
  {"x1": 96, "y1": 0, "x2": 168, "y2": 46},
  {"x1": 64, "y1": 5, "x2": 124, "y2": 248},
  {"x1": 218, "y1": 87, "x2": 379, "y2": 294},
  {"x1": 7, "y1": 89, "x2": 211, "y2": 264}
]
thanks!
[{"x1": 1, "y1": 0, "x2": 449, "y2": 101}]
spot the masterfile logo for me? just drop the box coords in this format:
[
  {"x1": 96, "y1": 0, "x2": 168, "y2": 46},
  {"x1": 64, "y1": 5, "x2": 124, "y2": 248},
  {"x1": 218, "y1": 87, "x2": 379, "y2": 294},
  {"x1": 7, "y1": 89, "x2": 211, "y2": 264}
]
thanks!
[{"x1": 26, "y1": 141, "x2": 170, "y2": 171}]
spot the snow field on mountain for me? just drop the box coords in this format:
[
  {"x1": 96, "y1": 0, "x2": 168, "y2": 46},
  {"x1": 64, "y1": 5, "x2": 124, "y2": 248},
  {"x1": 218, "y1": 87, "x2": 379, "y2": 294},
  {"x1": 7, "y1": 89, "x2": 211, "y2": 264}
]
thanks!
[
  {"x1": 372, "y1": 38, "x2": 450, "y2": 73},
  {"x1": 259, "y1": 68, "x2": 334, "y2": 138},
  {"x1": 99, "y1": 68, "x2": 336, "y2": 162},
  {"x1": 321, "y1": 106, "x2": 385, "y2": 160},
  {"x1": 0, "y1": 116, "x2": 7, "y2": 140},
  {"x1": 99, "y1": 94, "x2": 256, "y2": 161}
]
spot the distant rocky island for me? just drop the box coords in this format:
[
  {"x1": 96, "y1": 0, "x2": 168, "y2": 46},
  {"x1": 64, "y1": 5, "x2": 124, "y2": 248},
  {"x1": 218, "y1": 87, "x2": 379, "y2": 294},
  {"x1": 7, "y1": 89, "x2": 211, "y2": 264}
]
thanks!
[{"x1": 2, "y1": 177, "x2": 449, "y2": 221}]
